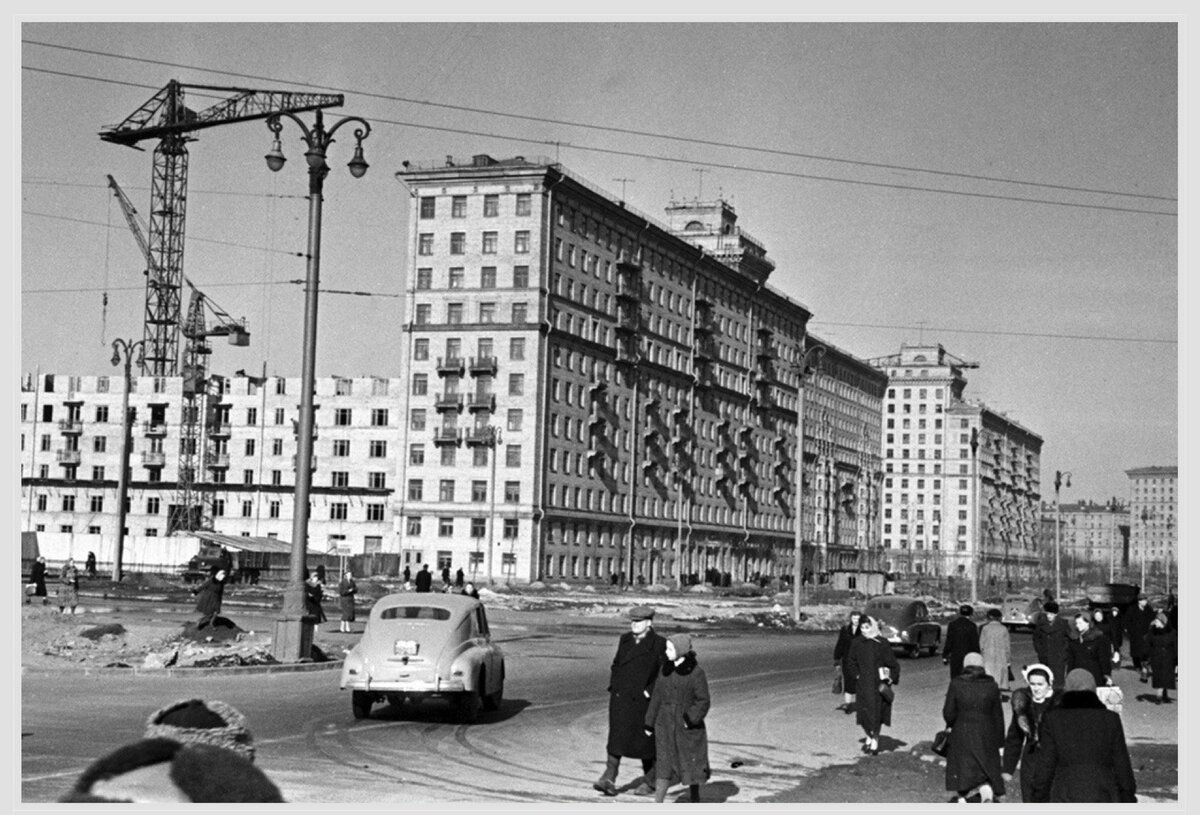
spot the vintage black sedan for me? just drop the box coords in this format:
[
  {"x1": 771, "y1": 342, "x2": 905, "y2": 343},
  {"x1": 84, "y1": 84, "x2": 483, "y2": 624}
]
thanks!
[{"x1": 863, "y1": 595, "x2": 942, "y2": 657}]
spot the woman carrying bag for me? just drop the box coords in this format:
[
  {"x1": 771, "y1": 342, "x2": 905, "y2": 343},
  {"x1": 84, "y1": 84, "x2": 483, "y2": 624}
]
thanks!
[
  {"x1": 832, "y1": 610, "x2": 862, "y2": 713},
  {"x1": 844, "y1": 615, "x2": 900, "y2": 756}
]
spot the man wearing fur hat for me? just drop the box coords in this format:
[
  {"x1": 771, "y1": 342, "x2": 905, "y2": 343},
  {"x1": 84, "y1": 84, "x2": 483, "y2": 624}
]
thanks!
[{"x1": 593, "y1": 605, "x2": 667, "y2": 797}]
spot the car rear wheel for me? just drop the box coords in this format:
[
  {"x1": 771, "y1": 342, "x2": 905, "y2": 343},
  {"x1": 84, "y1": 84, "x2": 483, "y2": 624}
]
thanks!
[
  {"x1": 482, "y1": 664, "x2": 505, "y2": 712},
  {"x1": 351, "y1": 691, "x2": 373, "y2": 720},
  {"x1": 456, "y1": 685, "x2": 483, "y2": 724}
]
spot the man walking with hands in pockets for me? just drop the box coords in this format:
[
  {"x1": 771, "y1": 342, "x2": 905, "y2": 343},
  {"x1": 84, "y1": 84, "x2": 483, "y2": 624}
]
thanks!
[{"x1": 593, "y1": 605, "x2": 668, "y2": 797}]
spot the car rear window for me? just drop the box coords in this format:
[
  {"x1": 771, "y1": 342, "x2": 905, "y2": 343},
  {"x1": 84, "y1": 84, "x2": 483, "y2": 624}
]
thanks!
[{"x1": 379, "y1": 606, "x2": 451, "y2": 621}]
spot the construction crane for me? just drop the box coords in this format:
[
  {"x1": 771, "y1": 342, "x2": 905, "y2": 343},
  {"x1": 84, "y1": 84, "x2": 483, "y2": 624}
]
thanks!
[
  {"x1": 106, "y1": 173, "x2": 251, "y2": 533},
  {"x1": 101, "y1": 81, "x2": 343, "y2": 533}
]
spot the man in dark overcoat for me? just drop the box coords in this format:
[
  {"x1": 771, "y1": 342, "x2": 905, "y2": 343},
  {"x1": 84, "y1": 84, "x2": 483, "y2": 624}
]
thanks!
[
  {"x1": 943, "y1": 605, "x2": 980, "y2": 678},
  {"x1": 593, "y1": 605, "x2": 667, "y2": 797},
  {"x1": 1032, "y1": 601, "x2": 1072, "y2": 689},
  {"x1": 414, "y1": 564, "x2": 433, "y2": 593},
  {"x1": 1124, "y1": 596, "x2": 1156, "y2": 681},
  {"x1": 29, "y1": 556, "x2": 48, "y2": 604}
]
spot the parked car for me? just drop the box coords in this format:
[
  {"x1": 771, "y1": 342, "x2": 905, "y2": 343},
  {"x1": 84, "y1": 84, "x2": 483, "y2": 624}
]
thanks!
[
  {"x1": 862, "y1": 595, "x2": 941, "y2": 657},
  {"x1": 340, "y1": 593, "x2": 505, "y2": 723},
  {"x1": 1000, "y1": 596, "x2": 1043, "y2": 629}
]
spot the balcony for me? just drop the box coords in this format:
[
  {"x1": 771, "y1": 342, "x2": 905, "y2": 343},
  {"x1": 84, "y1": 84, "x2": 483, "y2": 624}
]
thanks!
[
  {"x1": 142, "y1": 451, "x2": 166, "y2": 467},
  {"x1": 206, "y1": 453, "x2": 231, "y2": 470},
  {"x1": 437, "y1": 356, "x2": 466, "y2": 376},
  {"x1": 56, "y1": 449, "x2": 81, "y2": 465},
  {"x1": 433, "y1": 427, "x2": 462, "y2": 446},
  {"x1": 464, "y1": 427, "x2": 499, "y2": 446},
  {"x1": 469, "y1": 356, "x2": 498, "y2": 376},
  {"x1": 143, "y1": 421, "x2": 168, "y2": 437},
  {"x1": 435, "y1": 393, "x2": 464, "y2": 412},
  {"x1": 466, "y1": 393, "x2": 496, "y2": 412},
  {"x1": 207, "y1": 422, "x2": 232, "y2": 438},
  {"x1": 57, "y1": 419, "x2": 83, "y2": 435}
]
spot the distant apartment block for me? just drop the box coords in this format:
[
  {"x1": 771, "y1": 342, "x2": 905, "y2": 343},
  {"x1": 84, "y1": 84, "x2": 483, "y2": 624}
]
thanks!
[{"x1": 1125, "y1": 465, "x2": 1177, "y2": 578}]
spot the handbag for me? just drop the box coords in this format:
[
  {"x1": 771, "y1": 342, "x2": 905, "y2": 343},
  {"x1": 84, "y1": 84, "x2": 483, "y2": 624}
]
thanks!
[
  {"x1": 1096, "y1": 684, "x2": 1124, "y2": 714},
  {"x1": 832, "y1": 668, "x2": 844, "y2": 695},
  {"x1": 931, "y1": 728, "x2": 951, "y2": 757},
  {"x1": 879, "y1": 682, "x2": 895, "y2": 705}
]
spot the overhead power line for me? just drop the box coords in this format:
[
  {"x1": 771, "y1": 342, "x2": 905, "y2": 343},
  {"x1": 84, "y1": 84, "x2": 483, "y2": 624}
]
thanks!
[
  {"x1": 23, "y1": 40, "x2": 1176, "y2": 203},
  {"x1": 810, "y1": 320, "x2": 1176, "y2": 345}
]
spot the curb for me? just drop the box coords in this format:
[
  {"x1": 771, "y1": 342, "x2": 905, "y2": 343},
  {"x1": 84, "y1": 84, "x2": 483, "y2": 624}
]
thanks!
[{"x1": 23, "y1": 658, "x2": 343, "y2": 679}]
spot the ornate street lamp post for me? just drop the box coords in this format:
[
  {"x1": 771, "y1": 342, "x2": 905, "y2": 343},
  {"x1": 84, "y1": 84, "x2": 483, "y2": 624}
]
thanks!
[
  {"x1": 110, "y1": 338, "x2": 145, "y2": 583},
  {"x1": 264, "y1": 109, "x2": 370, "y2": 661}
]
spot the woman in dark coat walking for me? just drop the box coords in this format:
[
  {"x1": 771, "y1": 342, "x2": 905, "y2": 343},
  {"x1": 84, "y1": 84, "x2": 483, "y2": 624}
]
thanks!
[
  {"x1": 1125, "y1": 597, "x2": 1156, "y2": 681},
  {"x1": 644, "y1": 633, "x2": 710, "y2": 803},
  {"x1": 193, "y1": 569, "x2": 227, "y2": 624},
  {"x1": 1146, "y1": 612, "x2": 1177, "y2": 704},
  {"x1": 304, "y1": 574, "x2": 327, "y2": 623},
  {"x1": 29, "y1": 556, "x2": 48, "y2": 604},
  {"x1": 943, "y1": 652, "x2": 1006, "y2": 802},
  {"x1": 832, "y1": 610, "x2": 862, "y2": 713},
  {"x1": 1002, "y1": 663, "x2": 1059, "y2": 803},
  {"x1": 1066, "y1": 613, "x2": 1113, "y2": 688},
  {"x1": 1029, "y1": 668, "x2": 1136, "y2": 802},
  {"x1": 844, "y1": 615, "x2": 900, "y2": 756},
  {"x1": 337, "y1": 570, "x2": 357, "y2": 633}
]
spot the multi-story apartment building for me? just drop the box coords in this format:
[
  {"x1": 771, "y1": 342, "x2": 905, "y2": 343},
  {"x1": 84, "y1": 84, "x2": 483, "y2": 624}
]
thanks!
[
  {"x1": 1040, "y1": 500, "x2": 1131, "y2": 583},
  {"x1": 20, "y1": 372, "x2": 400, "y2": 554},
  {"x1": 1125, "y1": 465, "x2": 1177, "y2": 582},
  {"x1": 394, "y1": 156, "x2": 886, "y2": 585},
  {"x1": 869, "y1": 344, "x2": 1043, "y2": 585}
]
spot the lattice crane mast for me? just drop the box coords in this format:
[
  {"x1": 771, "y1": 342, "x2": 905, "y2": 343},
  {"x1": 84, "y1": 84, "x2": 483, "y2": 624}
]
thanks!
[
  {"x1": 106, "y1": 173, "x2": 253, "y2": 533},
  {"x1": 101, "y1": 81, "x2": 342, "y2": 533}
]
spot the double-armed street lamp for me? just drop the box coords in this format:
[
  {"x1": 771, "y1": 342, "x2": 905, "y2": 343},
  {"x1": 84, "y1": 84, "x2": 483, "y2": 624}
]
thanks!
[
  {"x1": 110, "y1": 338, "x2": 145, "y2": 583},
  {"x1": 1053, "y1": 470, "x2": 1072, "y2": 601},
  {"x1": 264, "y1": 109, "x2": 370, "y2": 662}
]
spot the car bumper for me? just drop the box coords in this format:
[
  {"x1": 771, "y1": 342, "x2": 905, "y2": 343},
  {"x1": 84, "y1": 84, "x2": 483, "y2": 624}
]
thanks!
[{"x1": 341, "y1": 675, "x2": 466, "y2": 694}]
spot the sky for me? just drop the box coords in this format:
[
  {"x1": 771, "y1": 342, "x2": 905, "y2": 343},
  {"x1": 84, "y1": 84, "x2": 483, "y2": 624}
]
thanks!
[{"x1": 15, "y1": 19, "x2": 1181, "y2": 504}]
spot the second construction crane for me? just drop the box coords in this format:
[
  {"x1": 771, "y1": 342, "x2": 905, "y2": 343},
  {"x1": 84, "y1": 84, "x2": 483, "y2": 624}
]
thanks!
[{"x1": 101, "y1": 80, "x2": 344, "y2": 532}]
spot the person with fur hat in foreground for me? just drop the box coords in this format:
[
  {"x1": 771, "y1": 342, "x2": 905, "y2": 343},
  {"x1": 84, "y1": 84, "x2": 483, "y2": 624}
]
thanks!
[
  {"x1": 643, "y1": 633, "x2": 710, "y2": 803},
  {"x1": 942, "y1": 652, "x2": 1006, "y2": 802},
  {"x1": 59, "y1": 699, "x2": 283, "y2": 802},
  {"x1": 593, "y1": 605, "x2": 667, "y2": 797},
  {"x1": 1001, "y1": 663, "x2": 1059, "y2": 802},
  {"x1": 844, "y1": 615, "x2": 900, "y2": 756},
  {"x1": 1028, "y1": 668, "x2": 1136, "y2": 802}
]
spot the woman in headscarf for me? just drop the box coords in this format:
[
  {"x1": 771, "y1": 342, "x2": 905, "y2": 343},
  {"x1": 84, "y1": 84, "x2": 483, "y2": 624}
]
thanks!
[
  {"x1": 832, "y1": 610, "x2": 863, "y2": 713},
  {"x1": 57, "y1": 558, "x2": 80, "y2": 615},
  {"x1": 942, "y1": 652, "x2": 1006, "y2": 802},
  {"x1": 1002, "y1": 664, "x2": 1058, "y2": 802},
  {"x1": 643, "y1": 633, "x2": 710, "y2": 803},
  {"x1": 1066, "y1": 612, "x2": 1114, "y2": 688},
  {"x1": 1029, "y1": 668, "x2": 1136, "y2": 802},
  {"x1": 844, "y1": 615, "x2": 900, "y2": 756},
  {"x1": 1146, "y1": 611, "x2": 1177, "y2": 705}
]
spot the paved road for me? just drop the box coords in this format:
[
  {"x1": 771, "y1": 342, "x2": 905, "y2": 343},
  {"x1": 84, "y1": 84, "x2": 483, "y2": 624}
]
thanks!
[{"x1": 22, "y1": 615, "x2": 1174, "y2": 803}]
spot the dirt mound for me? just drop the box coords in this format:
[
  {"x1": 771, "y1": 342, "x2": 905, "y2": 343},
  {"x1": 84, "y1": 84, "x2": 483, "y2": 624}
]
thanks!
[{"x1": 179, "y1": 616, "x2": 245, "y2": 642}]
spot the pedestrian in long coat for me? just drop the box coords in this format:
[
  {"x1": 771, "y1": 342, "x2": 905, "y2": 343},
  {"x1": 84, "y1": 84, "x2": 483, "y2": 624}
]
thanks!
[
  {"x1": 593, "y1": 605, "x2": 667, "y2": 797},
  {"x1": 57, "y1": 558, "x2": 80, "y2": 614},
  {"x1": 644, "y1": 633, "x2": 710, "y2": 803},
  {"x1": 943, "y1": 653, "x2": 1006, "y2": 802},
  {"x1": 193, "y1": 569, "x2": 227, "y2": 623},
  {"x1": 1146, "y1": 612, "x2": 1177, "y2": 703},
  {"x1": 1125, "y1": 597, "x2": 1156, "y2": 680},
  {"x1": 1028, "y1": 669, "x2": 1136, "y2": 802},
  {"x1": 1099, "y1": 606, "x2": 1124, "y2": 663},
  {"x1": 414, "y1": 565, "x2": 433, "y2": 593},
  {"x1": 978, "y1": 608, "x2": 1011, "y2": 692},
  {"x1": 942, "y1": 605, "x2": 980, "y2": 678},
  {"x1": 304, "y1": 574, "x2": 326, "y2": 623},
  {"x1": 844, "y1": 615, "x2": 900, "y2": 755},
  {"x1": 1065, "y1": 613, "x2": 1113, "y2": 688},
  {"x1": 1032, "y1": 602, "x2": 1072, "y2": 688},
  {"x1": 1002, "y1": 663, "x2": 1059, "y2": 803},
  {"x1": 30, "y1": 556, "x2": 48, "y2": 604},
  {"x1": 337, "y1": 571, "x2": 357, "y2": 633},
  {"x1": 832, "y1": 610, "x2": 863, "y2": 712}
]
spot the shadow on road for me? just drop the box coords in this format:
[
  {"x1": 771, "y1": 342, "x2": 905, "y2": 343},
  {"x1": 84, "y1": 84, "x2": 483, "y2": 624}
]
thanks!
[{"x1": 360, "y1": 697, "x2": 533, "y2": 725}]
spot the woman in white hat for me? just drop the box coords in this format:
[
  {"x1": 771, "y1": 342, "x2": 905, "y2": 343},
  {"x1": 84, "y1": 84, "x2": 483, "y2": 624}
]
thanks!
[
  {"x1": 942, "y1": 652, "x2": 1005, "y2": 802},
  {"x1": 1001, "y1": 663, "x2": 1058, "y2": 802}
]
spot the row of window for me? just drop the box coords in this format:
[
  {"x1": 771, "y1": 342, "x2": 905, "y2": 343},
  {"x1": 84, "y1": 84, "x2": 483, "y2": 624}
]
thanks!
[
  {"x1": 413, "y1": 337, "x2": 525, "y2": 361},
  {"x1": 415, "y1": 265, "x2": 531, "y2": 290},
  {"x1": 419, "y1": 193, "x2": 533, "y2": 220},
  {"x1": 417, "y1": 231, "x2": 532, "y2": 256},
  {"x1": 413, "y1": 301, "x2": 530, "y2": 325},
  {"x1": 406, "y1": 479, "x2": 521, "y2": 503},
  {"x1": 409, "y1": 444, "x2": 522, "y2": 467},
  {"x1": 405, "y1": 515, "x2": 521, "y2": 539}
]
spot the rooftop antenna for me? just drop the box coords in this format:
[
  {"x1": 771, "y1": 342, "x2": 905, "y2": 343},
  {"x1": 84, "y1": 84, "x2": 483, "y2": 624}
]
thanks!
[{"x1": 613, "y1": 177, "x2": 634, "y2": 205}]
